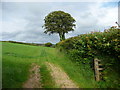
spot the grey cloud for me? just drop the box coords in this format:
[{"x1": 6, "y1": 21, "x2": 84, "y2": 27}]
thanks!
[
  {"x1": 2, "y1": 27, "x2": 59, "y2": 44},
  {"x1": 2, "y1": 2, "x2": 117, "y2": 44}
]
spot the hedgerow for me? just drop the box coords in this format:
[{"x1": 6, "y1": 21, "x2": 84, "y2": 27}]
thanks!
[{"x1": 56, "y1": 28, "x2": 120, "y2": 68}]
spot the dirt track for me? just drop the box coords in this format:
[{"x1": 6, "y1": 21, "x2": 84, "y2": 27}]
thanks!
[
  {"x1": 46, "y1": 62, "x2": 78, "y2": 88},
  {"x1": 23, "y1": 62, "x2": 78, "y2": 88},
  {"x1": 23, "y1": 63, "x2": 42, "y2": 88}
]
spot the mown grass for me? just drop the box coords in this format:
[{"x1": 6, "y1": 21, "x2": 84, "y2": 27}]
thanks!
[{"x1": 2, "y1": 42, "x2": 116, "y2": 88}]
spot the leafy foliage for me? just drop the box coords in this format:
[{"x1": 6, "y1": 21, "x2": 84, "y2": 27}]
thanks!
[
  {"x1": 56, "y1": 28, "x2": 120, "y2": 88},
  {"x1": 43, "y1": 11, "x2": 76, "y2": 41},
  {"x1": 57, "y1": 28, "x2": 119, "y2": 64}
]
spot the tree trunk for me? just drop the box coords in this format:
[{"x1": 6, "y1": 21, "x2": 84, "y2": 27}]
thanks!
[
  {"x1": 62, "y1": 33, "x2": 65, "y2": 40},
  {"x1": 59, "y1": 32, "x2": 65, "y2": 41}
]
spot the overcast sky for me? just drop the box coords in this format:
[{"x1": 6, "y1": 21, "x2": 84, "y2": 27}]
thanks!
[{"x1": 1, "y1": 0, "x2": 119, "y2": 44}]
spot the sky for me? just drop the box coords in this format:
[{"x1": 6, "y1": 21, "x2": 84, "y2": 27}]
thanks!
[{"x1": 1, "y1": 0, "x2": 119, "y2": 44}]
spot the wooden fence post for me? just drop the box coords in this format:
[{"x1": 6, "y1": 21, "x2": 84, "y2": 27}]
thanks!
[{"x1": 94, "y1": 58, "x2": 103, "y2": 81}]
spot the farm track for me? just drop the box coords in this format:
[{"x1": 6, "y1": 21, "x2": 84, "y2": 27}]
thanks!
[
  {"x1": 23, "y1": 62, "x2": 78, "y2": 88},
  {"x1": 2, "y1": 42, "x2": 80, "y2": 88},
  {"x1": 46, "y1": 62, "x2": 78, "y2": 88},
  {"x1": 23, "y1": 63, "x2": 42, "y2": 88}
]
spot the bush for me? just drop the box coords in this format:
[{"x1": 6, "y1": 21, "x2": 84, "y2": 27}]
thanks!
[
  {"x1": 56, "y1": 28, "x2": 120, "y2": 67},
  {"x1": 45, "y1": 42, "x2": 52, "y2": 47},
  {"x1": 56, "y1": 28, "x2": 120, "y2": 88}
]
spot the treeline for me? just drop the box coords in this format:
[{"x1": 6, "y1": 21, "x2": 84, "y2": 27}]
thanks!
[
  {"x1": 2, "y1": 41, "x2": 45, "y2": 46},
  {"x1": 2, "y1": 41, "x2": 55, "y2": 47}
]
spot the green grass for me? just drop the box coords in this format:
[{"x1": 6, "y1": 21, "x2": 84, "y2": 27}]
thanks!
[
  {"x1": 95, "y1": 54, "x2": 120, "y2": 88},
  {"x1": 0, "y1": 42, "x2": 2, "y2": 89},
  {"x1": 45, "y1": 49, "x2": 97, "y2": 88},
  {"x1": 40, "y1": 64, "x2": 57, "y2": 88},
  {"x1": 2, "y1": 42, "x2": 118, "y2": 88},
  {"x1": 2, "y1": 42, "x2": 38, "y2": 88}
]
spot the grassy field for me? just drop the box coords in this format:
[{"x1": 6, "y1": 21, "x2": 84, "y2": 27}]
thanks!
[
  {"x1": 2, "y1": 42, "x2": 56, "y2": 88},
  {"x1": 2, "y1": 42, "x2": 118, "y2": 88}
]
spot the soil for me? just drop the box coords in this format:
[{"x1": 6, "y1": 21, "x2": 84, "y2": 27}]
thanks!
[
  {"x1": 23, "y1": 63, "x2": 42, "y2": 88},
  {"x1": 46, "y1": 62, "x2": 78, "y2": 88}
]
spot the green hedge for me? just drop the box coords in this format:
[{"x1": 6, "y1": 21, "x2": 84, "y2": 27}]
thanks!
[
  {"x1": 57, "y1": 28, "x2": 120, "y2": 88},
  {"x1": 56, "y1": 28, "x2": 120, "y2": 67}
]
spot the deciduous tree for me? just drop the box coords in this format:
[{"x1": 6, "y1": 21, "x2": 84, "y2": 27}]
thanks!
[{"x1": 43, "y1": 11, "x2": 76, "y2": 41}]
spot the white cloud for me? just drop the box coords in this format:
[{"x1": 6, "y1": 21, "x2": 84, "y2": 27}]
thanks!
[
  {"x1": 89, "y1": 2, "x2": 118, "y2": 26},
  {"x1": 1, "y1": 2, "x2": 118, "y2": 43}
]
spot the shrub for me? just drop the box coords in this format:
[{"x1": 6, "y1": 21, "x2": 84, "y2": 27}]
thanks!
[
  {"x1": 56, "y1": 28, "x2": 120, "y2": 88},
  {"x1": 56, "y1": 28, "x2": 120, "y2": 67},
  {"x1": 45, "y1": 42, "x2": 52, "y2": 47}
]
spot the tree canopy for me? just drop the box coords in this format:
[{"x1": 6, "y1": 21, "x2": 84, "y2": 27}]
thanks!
[{"x1": 43, "y1": 11, "x2": 76, "y2": 41}]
